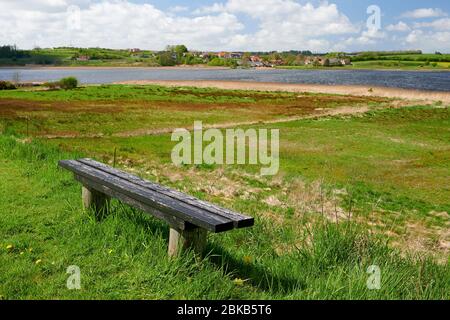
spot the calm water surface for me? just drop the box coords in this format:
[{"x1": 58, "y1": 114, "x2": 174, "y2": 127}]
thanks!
[{"x1": 0, "y1": 67, "x2": 449, "y2": 91}]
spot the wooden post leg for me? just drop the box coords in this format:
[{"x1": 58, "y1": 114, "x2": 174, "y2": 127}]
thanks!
[
  {"x1": 168, "y1": 227, "x2": 207, "y2": 258},
  {"x1": 82, "y1": 185, "x2": 109, "y2": 220}
]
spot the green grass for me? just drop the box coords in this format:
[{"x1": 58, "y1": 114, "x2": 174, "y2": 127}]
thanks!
[
  {"x1": 357, "y1": 53, "x2": 450, "y2": 63},
  {"x1": 38, "y1": 104, "x2": 450, "y2": 259},
  {"x1": 278, "y1": 106, "x2": 450, "y2": 205},
  {"x1": 0, "y1": 85, "x2": 385, "y2": 137},
  {"x1": 0, "y1": 85, "x2": 448, "y2": 299},
  {"x1": 0, "y1": 136, "x2": 448, "y2": 299},
  {"x1": 0, "y1": 47, "x2": 160, "y2": 67},
  {"x1": 0, "y1": 84, "x2": 299, "y2": 102},
  {"x1": 351, "y1": 60, "x2": 450, "y2": 70}
]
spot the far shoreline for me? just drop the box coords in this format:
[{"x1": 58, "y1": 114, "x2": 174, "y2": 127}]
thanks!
[
  {"x1": 0, "y1": 65, "x2": 231, "y2": 71},
  {"x1": 1, "y1": 64, "x2": 450, "y2": 72}
]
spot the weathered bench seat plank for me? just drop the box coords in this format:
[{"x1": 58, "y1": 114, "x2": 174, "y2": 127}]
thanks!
[
  {"x1": 59, "y1": 159, "x2": 254, "y2": 234},
  {"x1": 77, "y1": 158, "x2": 254, "y2": 228},
  {"x1": 74, "y1": 174, "x2": 192, "y2": 231}
]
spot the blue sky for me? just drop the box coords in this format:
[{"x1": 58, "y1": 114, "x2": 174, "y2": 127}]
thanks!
[{"x1": 1, "y1": 0, "x2": 450, "y2": 52}]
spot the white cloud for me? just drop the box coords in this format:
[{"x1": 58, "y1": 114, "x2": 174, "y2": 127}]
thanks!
[
  {"x1": 386, "y1": 21, "x2": 410, "y2": 32},
  {"x1": 0, "y1": 0, "x2": 244, "y2": 50},
  {"x1": 193, "y1": 3, "x2": 226, "y2": 15},
  {"x1": 401, "y1": 8, "x2": 447, "y2": 19},
  {"x1": 405, "y1": 30, "x2": 423, "y2": 44},
  {"x1": 194, "y1": 0, "x2": 358, "y2": 51},
  {"x1": 0, "y1": 0, "x2": 359, "y2": 52},
  {"x1": 404, "y1": 29, "x2": 450, "y2": 52},
  {"x1": 1, "y1": 0, "x2": 449, "y2": 53},
  {"x1": 0, "y1": 0, "x2": 91, "y2": 11},
  {"x1": 343, "y1": 29, "x2": 386, "y2": 49},
  {"x1": 414, "y1": 18, "x2": 450, "y2": 30},
  {"x1": 169, "y1": 6, "x2": 189, "y2": 13},
  {"x1": 198, "y1": 0, "x2": 355, "y2": 34}
]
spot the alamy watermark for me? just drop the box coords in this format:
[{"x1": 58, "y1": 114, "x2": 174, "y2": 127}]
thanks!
[
  {"x1": 367, "y1": 5, "x2": 381, "y2": 31},
  {"x1": 67, "y1": 265, "x2": 81, "y2": 290},
  {"x1": 171, "y1": 121, "x2": 279, "y2": 176},
  {"x1": 366, "y1": 265, "x2": 381, "y2": 290}
]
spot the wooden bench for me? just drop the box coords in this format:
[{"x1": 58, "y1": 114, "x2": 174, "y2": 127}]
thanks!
[{"x1": 59, "y1": 158, "x2": 254, "y2": 257}]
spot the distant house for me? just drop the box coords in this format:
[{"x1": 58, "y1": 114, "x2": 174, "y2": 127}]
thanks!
[
  {"x1": 250, "y1": 55, "x2": 262, "y2": 63},
  {"x1": 76, "y1": 55, "x2": 90, "y2": 61},
  {"x1": 217, "y1": 51, "x2": 229, "y2": 58},
  {"x1": 304, "y1": 56, "x2": 349, "y2": 67},
  {"x1": 230, "y1": 52, "x2": 243, "y2": 59},
  {"x1": 304, "y1": 57, "x2": 314, "y2": 65},
  {"x1": 129, "y1": 48, "x2": 141, "y2": 53},
  {"x1": 328, "y1": 58, "x2": 342, "y2": 66},
  {"x1": 304, "y1": 56, "x2": 326, "y2": 65},
  {"x1": 247, "y1": 56, "x2": 265, "y2": 67},
  {"x1": 268, "y1": 59, "x2": 284, "y2": 67},
  {"x1": 199, "y1": 52, "x2": 213, "y2": 59}
]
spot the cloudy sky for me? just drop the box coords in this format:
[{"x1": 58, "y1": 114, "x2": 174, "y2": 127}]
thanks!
[{"x1": 1, "y1": 0, "x2": 449, "y2": 52}]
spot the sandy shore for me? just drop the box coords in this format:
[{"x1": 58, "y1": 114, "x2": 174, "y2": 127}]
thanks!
[{"x1": 116, "y1": 80, "x2": 450, "y2": 104}]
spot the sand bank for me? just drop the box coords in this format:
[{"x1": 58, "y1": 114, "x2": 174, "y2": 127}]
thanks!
[{"x1": 116, "y1": 80, "x2": 450, "y2": 104}]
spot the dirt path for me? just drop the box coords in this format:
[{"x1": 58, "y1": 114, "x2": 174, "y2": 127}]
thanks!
[
  {"x1": 38, "y1": 104, "x2": 383, "y2": 139},
  {"x1": 116, "y1": 80, "x2": 450, "y2": 104},
  {"x1": 112, "y1": 105, "x2": 372, "y2": 138}
]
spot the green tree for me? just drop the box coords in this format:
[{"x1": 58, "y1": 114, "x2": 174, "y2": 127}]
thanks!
[
  {"x1": 166, "y1": 45, "x2": 188, "y2": 63},
  {"x1": 158, "y1": 52, "x2": 176, "y2": 66}
]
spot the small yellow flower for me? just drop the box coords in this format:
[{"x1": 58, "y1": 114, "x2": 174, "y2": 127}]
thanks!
[
  {"x1": 6, "y1": 245, "x2": 13, "y2": 250},
  {"x1": 108, "y1": 249, "x2": 113, "y2": 254},
  {"x1": 243, "y1": 255, "x2": 253, "y2": 265},
  {"x1": 35, "y1": 259, "x2": 42, "y2": 265},
  {"x1": 28, "y1": 248, "x2": 33, "y2": 252},
  {"x1": 20, "y1": 251, "x2": 25, "y2": 255},
  {"x1": 233, "y1": 278, "x2": 245, "y2": 286}
]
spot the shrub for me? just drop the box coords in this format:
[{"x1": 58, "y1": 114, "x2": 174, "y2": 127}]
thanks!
[
  {"x1": 59, "y1": 77, "x2": 78, "y2": 90},
  {"x1": 44, "y1": 77, "x2": 78, "y2": 90},
  {"x1": 0, "y1": 81, "x2": 17, "y2": 90}
]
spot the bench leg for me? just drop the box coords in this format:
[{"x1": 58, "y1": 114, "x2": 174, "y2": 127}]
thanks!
[
  {"x1": 82, "y1": 185, "x2": 109, "y2": 220},
  {"x1": 168, "y1": 227, "x2": 207, "y2": 258}
]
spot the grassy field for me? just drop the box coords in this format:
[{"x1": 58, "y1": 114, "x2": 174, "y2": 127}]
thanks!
[
  {"x1": 349, "y1": 53, "x2": 450, "y2": 70},
  {"x1": 351, "y1": 60, "x2": 450, "y2": 70},
  {"x1": 0, "y1": 47, "x2": 160, "y2": 67},
  {"x1": 0, "y1": 85, "x2": 387, "y2": 137},
  {"x1": 0, "y1": 85, "x2": 448, "y2": 299}
]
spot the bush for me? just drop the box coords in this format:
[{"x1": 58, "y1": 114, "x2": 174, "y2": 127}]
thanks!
[
  {"x1": 44, "y1": 77, "x2": 78, "y2": 90},
  {"x1": 0, "y1": 81, "x2": 17, "y2": 90},
  {"x1": 59, "y1": 77, "x2": 78, "y2": 90}
]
